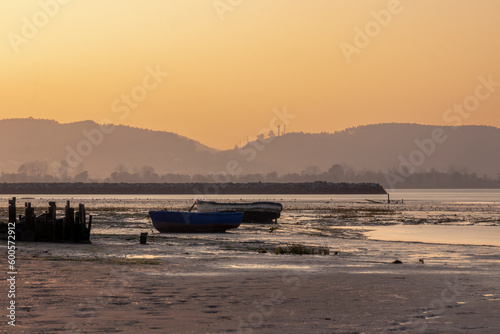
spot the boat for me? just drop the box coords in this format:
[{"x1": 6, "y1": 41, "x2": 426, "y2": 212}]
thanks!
[
  {"x1": 195, "y1": 200, "x2": 283, "y2": 223},
  {"x1": 149, "y1": 211, "x2": 243, "y2": 233}
]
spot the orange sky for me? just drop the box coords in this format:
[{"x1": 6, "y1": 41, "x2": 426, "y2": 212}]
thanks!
[{"x1": 1, "y1": 0, "x2": 500, "y2": 149}]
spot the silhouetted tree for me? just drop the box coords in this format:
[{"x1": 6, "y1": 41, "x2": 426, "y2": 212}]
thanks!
[
  {"x1": 140, "y1": 165, "x2": 159, "y2": 182},
  {"x1": 302, "y1": 165, "x2": 321, "y2": 176},
  {"x1": 265, "y1": 171, "x2": 279, "y2": 182},
  {"x1": 327, "y1": 164, "x2": 344, "y2": 182},
  {"x1": 18, "y1": 160, "x2": 48, "y2": 178},
  {"x1": 74, "y1": 171, "x2": 89, "y2": 182}
]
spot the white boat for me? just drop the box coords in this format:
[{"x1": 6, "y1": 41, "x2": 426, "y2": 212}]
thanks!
[{"x1": 195, "y1": 200, "x2": 282, "y2": 223}]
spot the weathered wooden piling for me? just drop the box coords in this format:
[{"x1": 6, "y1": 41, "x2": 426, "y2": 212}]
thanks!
[
  {"x1": 49, "y1": 202, "x2": 57, "y2": 241},
  {"x1": 65, "y1": 202, "x2": 75, "y2": 242},
  {"x1": 2, "y1": 198, "x2": 92, "y2": 243},
  {"x1": 23, "y1": 202, "x2": 36, "y2": 241},
  {"x1": 87, "y1": 215, "x2": 92, "y2": 238},
  {"x1": 25, "y1": 203, "x2": 34, "y2": 229},
  {"x1": 74, "y1": 212, "x2": 80, "y2": 242},
  {"x1": 79, "y1": 204, "x2": 85, "y2": 224},
  {"x1": 49, "y1": 202, "x2": 56, "y2": 221},
  {"x1": 44, "y1": 210, "x2": 51, "y2": 241},
  {"x1": 8, "y1": 197, "x2": 16, "y2": 223},
  {"x1": 73, "y1": 203, "x2": 86, "y2": 243}
]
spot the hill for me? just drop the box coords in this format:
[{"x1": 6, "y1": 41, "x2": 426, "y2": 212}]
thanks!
[
  {"x1": 223, "y1": 123, "x2": 500, "y2": 178},
  {"x1": 0, "y1": 119, "x2": 499, "y2": 180},
  {"x1": 0, "y1": 118, "x2": 217, "y2": 177}
]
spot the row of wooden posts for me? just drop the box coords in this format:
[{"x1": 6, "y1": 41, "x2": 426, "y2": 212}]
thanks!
[{"x1": 8, "y1": 197, "x2": 92, "y2": 243}]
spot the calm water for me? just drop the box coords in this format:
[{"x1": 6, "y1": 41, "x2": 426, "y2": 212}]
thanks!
[
  {"x1": 388, "y1": 189, "x2": 500, "y2": 203},
  {"x1": 2, "y1": 189, "x2": 500, "y2": 247},
  {"x1": 2, "y1": 188, "x2": 499, "y2": 203}
]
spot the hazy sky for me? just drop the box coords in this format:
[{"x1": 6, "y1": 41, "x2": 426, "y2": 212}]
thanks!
[{"x1": 1, "y1": 0, "x2": 500, "y2": 149}]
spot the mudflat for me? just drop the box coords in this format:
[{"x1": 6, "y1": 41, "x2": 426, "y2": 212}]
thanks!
[{"x1": 4, "y1": 246, "x2": 500, "y2": 334}]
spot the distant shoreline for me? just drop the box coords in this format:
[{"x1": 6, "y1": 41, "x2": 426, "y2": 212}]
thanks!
[{"x1": 0, "y1": 182, "x2": 387, "y2": 195}]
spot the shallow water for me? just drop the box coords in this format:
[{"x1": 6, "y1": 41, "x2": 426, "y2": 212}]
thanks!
[
  {"x1": 3, "y1": 190, "x2": 500, "y2": 270},
  {"x1": 388, "y1": 189, "x2": 500, "y2": 203},
  {"x1": 341, "y1": 225, "x2": 500, "y2": 247}
]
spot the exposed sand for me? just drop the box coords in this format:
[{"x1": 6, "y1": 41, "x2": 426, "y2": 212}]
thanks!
[
  {"x1": 2, "y1": 194, "x2": 500, "y2": 333},
  {"x1": 3, "y1": 242, "x2": 500, "y2": 334}
]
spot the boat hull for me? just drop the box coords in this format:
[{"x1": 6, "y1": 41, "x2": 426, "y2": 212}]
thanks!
[
  {"x1": 196, "y1": 201, "x2": 283, "y2": 223},
  {"x1": 149, "y1": 211, "x2": 243, "y2": 233}
]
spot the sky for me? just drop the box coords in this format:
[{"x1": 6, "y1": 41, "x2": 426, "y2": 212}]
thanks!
[{"x1": 1, "y1": 0, "x2": 500, "y2": 149}]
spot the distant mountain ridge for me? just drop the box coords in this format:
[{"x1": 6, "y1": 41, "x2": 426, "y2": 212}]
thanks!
[
  {"x1": 0, "y1": 118, "x2": 216, "y2": 177},
  {"x1": 0, "y1": 118, "x2": 499, "y2": 178},
  {"x1": 226, "y1": 123, "x2": 500, "y2": 178}
]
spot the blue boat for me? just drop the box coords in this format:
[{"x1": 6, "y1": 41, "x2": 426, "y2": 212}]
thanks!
[{"x1": 149, "y1": 211, "x2": 243, "y2": 233}]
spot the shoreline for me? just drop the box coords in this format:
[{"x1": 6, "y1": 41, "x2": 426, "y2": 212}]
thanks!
[
  {"x1": 0, "y1": 182, "x2": 387, "y2": 195},
  {"x1": 4, "y1": 238, "x2": 500, "y2": 333},
  {"x1": 1, "y1": 193, "x2": 499, "y2": 333},
  {"x1": 337, "y1": 225, "x2": 500, "y2": 247}
]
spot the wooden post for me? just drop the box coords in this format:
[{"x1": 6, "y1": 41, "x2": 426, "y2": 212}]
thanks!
[
  {"x1": 63, "y1": 201, "x2": 69, "y2": 241},
  {"x1": 87, "y1": 215, "x2": 92, "y2": 242},
  {"x1": 8, "y1": 197, "x2": 16, "y2": 223},
  {"x1": 66, "y1": 207, "x2": 75, "y2": 242},
  {"x1": 74, "y1": 204, "x2": 85, "y2": 243},
  {"x1": 49, "y1": 202, "x2": 56, "y2": 222},
  {"x1": 387, "y1": 193, "x2": 390, "y2": 204},
  {"x1": 49, "y1": 202, "x2": 57, "y2": 241},
  {"x1": 19, "y1": 202, "x2": 35, "y2": 242},
  {"x1": 140, "y1": 232, "x2": 148, "y2": 244},
  {"x1": 6, "y1": 198, "x2": 90, "y2": 243},
  {"x1": 78, "y1": 204, "x2": 86, "y2": 225},
  {"x1": 74, "y1": 210, "x2": 81, "y2": 243},
  {"x1": 25, "y1": 203, "x2": 34, "y2": 230},
  {"x1": 44, "y1": 211, "x2": 49, "y2": 241}
]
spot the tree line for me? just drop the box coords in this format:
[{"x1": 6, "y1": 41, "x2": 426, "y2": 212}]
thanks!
[{"x1": 1, "y1": 161, "x2": 499, "y2": 188}]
